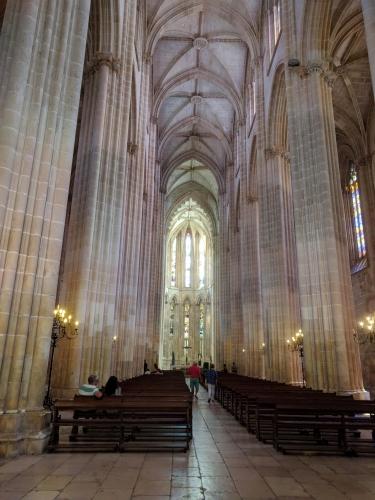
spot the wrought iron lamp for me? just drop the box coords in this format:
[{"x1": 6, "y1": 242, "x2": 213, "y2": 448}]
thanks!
[
  {"x1": 43, "y1": 305, "x2": 79, "y2": 408},
  {"x1": 354, "y1": 314, "x2": 375, "y2": 344},
  {"x1": 286, "y1": 329, "x2": 305, "y2": 387}
]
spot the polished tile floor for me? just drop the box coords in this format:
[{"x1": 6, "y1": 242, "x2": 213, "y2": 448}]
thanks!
[{"x1": 1, "y1": 391, "x2": 375, "y2": 499}]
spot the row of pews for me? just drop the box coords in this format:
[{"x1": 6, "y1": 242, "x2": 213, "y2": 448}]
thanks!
[
  {"x1": 49, "y1": 371, "x2": 192, "y2": 452},
  {"x1": 216, "y1": 375, "x2": 375, "y2": 456}
]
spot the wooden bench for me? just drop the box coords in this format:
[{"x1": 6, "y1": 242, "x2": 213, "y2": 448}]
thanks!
[
  {"x1": 273, "y1": 401, "x2": 375, "y2": 456},
  {"x1": 216, "y1": 374, "x2": 375, "y2": 456},
  {"x1": 49, "y1": 372, "x2": 192, "y2": 452}
]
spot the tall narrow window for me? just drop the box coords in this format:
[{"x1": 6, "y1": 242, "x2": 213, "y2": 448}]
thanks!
[
  {"x1": 169, "y1": 298, "x2": 175, "y2": 335},
  {"x1": 268, "y1": 0, "x2": 281, "y2": 62},
  {"x1": 184, "y1": 302, "x2": 190, "y2": 340},
  {"x1": 185, "y1": 232, "x2": 192, "y2": 287},
  {"x1": 199, "y1": 302, "x2": 205, "y2": 337},
  {"x1": 171, "y1": 238, "x2": 176, "y2": 286},
  {"x1": 348, "y1": 164, "x2": 366, "y2": 259},
  {"x1": 199, "y1": 235, "x2": 205, "y2": 288}
]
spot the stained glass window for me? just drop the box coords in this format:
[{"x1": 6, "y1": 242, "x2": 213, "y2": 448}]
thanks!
[
  {"x1": 199, "y1": 302, "x2": 205, "y2": 337},
  {"x1": 268, "y1": 0, "x2": 281, "y2": 60},
  {"x1": 199, "y1": 235, "x2": 205, "y2": 288},
  {"x1": 184, "y1": 302, "x2": 190, "y2": 339},
  {"x1": 171, "y1": 238, "x2": 176, "y2": 286},
  {"x1": 349, "y1": 164, "x2": 366, "y2": 259},
  {"x1": 185, "y1": 232, "x2": 192, "y2": 287},
  {"x1": 169, "y1": 298, "x2": 175, "y2": 335}
]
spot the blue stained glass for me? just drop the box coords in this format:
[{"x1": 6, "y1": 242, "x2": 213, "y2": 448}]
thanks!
[{"x1": 349, "y1": 164, "x2": 366, "y2": 259}]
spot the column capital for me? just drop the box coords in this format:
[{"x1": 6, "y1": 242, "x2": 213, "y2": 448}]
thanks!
[
  {"x1": 85, "y1": 52, "x2": 121, "y2": 78},
  {"x1": 295, "y1": 61, "x2": 338, "y2": 88}
]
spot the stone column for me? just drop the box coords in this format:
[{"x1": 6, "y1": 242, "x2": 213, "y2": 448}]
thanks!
[
  {"x1": 113, "y1": 56, "x2": 151, "y2": 379},
  {"x1": 54, "y1": 0, "x2": 137, "y2": 395},
  {"x1": 285, "y1": 60, "x2": 366, "y2": 395},
  {"x1": 361, "y1": 0, "x2": 375, "y2": 97},
  {"x1": 135, "y1": 119, "x2": 158, "y2": 371},
  {"x1": 258, "y1": 147, "x2": 300, "y2": 383},
  {"x1": 239, "y1": 165, "x2": 263, "y2": 377},
  {"x1": 0, "y1": 0, "x2": 90, "y2": 456}
]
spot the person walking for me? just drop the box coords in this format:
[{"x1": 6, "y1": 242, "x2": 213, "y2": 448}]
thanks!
[
  {"x1": 187, "y1": 361, "x2": 201, "y2": 398},
  {"x1": 206, "y1": 363, "x2": 217, "y2": 403}
]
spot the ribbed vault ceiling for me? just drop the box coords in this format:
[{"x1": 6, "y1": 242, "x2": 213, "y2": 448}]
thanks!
[{"x1": 147, "y1": 0, "x2": 261, "y2": 198}]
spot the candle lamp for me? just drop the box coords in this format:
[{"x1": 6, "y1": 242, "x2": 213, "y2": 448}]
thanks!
[
  {"x1": 354, "y1": 314, "x2": 375, "y2": 344},
  {"x1": 44, "y1": 305, "x2": 79, "y2": 408},
  {"x1": 286, "y1": 329, "x2": 305, "y2": 387}
]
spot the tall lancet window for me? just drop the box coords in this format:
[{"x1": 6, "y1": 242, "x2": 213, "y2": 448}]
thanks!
[
  {"x1": 199, "y1": 235, "x2": 205, "y2": 288},
  {"x1": 184, "y1": 302, "x2": 190, "y2": 347},
  {"x1": 199, "y1": 302, "x2": 205, "y2": 337},
  {"x1": 267, "y1": 0, "x2": 281, "y2": 61},
  {"x1": 171, "y1": 238, "x2": 176, "y2": 286},
  {"x1": 348, "y1": 163, "x2": 366, "y2": 260},
  {"x1": 185, "y1": 232, "x2": 192, "y2": 287},
  {"x1": 169, "y1": 298, "x2": 176, "y2": 335}
]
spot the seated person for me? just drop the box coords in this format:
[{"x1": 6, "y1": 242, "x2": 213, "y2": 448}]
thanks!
[
  {"x1": 78, "y1": 374, "x2": 102, "y2": 398},
  {"x1": 152, "y1": 363, "x2": 163, "y2": 374},
  {"x1": 72, "y1": 375, "x2": 102, "y2": 439},
  {"x1": 103, "y1": 375, "x2": 119, "y2": 396},
  {"x1": 231, "y1": 362, "x2": 238, "y2": 374}
]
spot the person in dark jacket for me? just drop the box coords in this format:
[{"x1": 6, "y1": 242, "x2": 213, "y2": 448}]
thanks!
[
  {"x1": 103, "y1": 375, "x2": 119, "y2": 396},
  {"x1": 206, "y1": 364, "x2": 217, "y2": 403}
]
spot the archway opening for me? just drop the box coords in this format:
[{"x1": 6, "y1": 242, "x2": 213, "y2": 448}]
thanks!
[{"x1": 160, "y1": 160, "x2": 219, "y2": 369}]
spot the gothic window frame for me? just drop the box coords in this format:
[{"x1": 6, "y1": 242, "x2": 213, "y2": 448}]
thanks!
[
  {"x1": 185, "y1": 230, "x2": 192, "y2": 287},
  {"x1": 344, "y1": 162, "x2": 367, "y2": 273},
  {"x1": 183, "y1": 300, "x2": 190, "y2": 341},
  {"x1": 198, "y1": 234, "x2": 206, "y2": 288},
  {"x1": 266, "y1": 0, "x2": 282, "y2": 72},
  {"x1": 169, "y1": 297, "x2": 176, "y2": 335},
  {"x1": 170, "y1": 237, "x2": 177, "y2": 287}
]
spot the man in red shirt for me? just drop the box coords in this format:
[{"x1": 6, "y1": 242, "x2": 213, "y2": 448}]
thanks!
[{"x1": 187, "y1": 361, "x2": 201, "y2": 398}]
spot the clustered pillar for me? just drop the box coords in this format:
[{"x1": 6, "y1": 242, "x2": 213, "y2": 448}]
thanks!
[{"x1": 0, "y1": 0, "x2": 90, "y2": 455}]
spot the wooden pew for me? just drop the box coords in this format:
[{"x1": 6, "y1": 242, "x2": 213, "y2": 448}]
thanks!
[
  {"x1": 273, "y1": 401, "x2": 375, "y2": 456},
  {"x1": 49, "y1": 372, "x2": 192, "y2": 452},
  {"x1": 216, "y1": 374, "x2": 375, "y2": 456}
]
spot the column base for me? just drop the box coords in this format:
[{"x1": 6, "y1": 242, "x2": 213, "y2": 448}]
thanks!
[{"x1": 0, "y1": 409, "x2": 51, "y2": 458}]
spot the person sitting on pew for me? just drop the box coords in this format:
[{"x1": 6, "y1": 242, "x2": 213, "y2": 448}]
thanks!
[
  {"x1": 231, "y1": 362, "x2": 238, "y2": 374},
  {"x1": 222, "y1": 363, "x2": 228, "y2": 374},
  {"x1": 103, "y1": 375, "x2": 119, "y2": 396},
  {"x1": 152, "y1": 363, "x2": 163, "y2": 374},
  {"x1": 78, "y1": 374, "x2": 103, "y2": 398}
]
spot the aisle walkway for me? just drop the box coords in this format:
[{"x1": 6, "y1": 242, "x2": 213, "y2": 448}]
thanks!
[{"x1": 0, "y1": 394, "x2": 375, "y2": 499}]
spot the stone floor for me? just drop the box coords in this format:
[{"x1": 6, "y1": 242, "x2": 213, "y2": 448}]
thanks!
[{"x1": 1, "y1": 392, "x2": 375, "y2": 499}]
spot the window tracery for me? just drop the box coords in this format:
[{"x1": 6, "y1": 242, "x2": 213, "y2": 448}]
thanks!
[
  {"x1": 199, "y1": 235, "x2": 206, "y2": 288},
  {"x1": 184, "y1": 301, "x2": 190, "y2": 348},
  {"x1": 171, "y1": 238, "x2": 176, "y2": 286},
  {"x1": 169, "y1": 298, "x2": 176, "y2": 335},
  {"x1": 345, "y1": 163, "x2": 367, "y2": 270},
  {"x1": 185, "y1": 232, "x2": 192, "y2": 287},
  {"x1": 267, "y1": 0, "x2": 281, "y2": 62}
]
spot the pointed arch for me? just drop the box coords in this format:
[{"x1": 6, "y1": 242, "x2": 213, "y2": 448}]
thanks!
[{"x1": 268, "y1": 64, "x2": 287, "y2": 149}]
